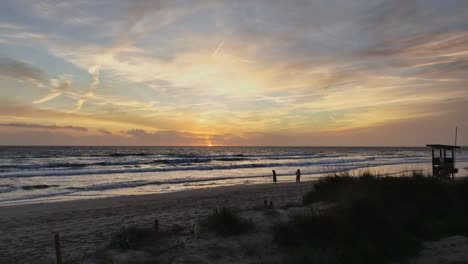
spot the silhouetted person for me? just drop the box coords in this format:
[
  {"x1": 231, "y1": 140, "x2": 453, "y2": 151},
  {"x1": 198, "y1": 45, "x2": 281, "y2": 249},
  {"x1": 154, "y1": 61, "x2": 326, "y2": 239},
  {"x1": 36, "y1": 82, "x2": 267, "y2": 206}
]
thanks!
[
  {"x1": 272, "y1": 170, "x2": 277, "y2": 183},
  {"x1": 296, "y1": 169, "x2": 301, "y2": 183}
]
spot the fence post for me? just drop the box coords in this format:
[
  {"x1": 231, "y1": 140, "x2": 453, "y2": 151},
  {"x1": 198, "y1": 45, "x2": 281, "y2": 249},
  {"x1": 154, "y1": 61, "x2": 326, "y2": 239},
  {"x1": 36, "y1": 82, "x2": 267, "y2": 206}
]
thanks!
[
  {"x1": 154, "y1": 219, "x2": 159, "y2": 232},
  {"x1": 54, "y1": 233, "x2": 62, "y2": 264}
]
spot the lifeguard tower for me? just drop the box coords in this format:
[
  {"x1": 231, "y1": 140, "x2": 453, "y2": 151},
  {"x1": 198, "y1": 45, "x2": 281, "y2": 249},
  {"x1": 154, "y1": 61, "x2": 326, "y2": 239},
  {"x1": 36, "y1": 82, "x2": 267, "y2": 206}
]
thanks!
[{"x1": 426, "y1": 144, "x2": 460, "y2": 179}]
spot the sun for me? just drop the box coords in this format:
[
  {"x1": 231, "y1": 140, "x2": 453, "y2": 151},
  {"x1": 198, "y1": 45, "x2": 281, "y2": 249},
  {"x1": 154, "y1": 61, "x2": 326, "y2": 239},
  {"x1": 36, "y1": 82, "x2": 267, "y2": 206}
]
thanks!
[{"x1": 206, "y1": 139, "x2": 214, "y2": 147}]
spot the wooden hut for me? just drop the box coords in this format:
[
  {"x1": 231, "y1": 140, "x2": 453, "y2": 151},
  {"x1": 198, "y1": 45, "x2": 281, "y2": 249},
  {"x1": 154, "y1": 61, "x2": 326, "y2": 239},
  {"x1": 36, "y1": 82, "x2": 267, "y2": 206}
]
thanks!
[{"x1": 426, "y1": 144, "x2": 460, "y2": 179}]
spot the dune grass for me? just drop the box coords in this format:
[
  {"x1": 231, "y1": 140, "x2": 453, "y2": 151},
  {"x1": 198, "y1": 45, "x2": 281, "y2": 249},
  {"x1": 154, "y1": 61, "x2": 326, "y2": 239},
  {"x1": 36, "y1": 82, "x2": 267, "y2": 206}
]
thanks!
[
  {"x1": 109, "y1": 224, "x2": 184, "y2": 250},
  {"x1": 276, "y1": 174, "x2": 468, "y2": 264},
  {"x1": 109, "y1": 226, "x2": 157, "y2": 250},
  {"x1": 200, "y1": 207, "x2": 255, "y2": 236}
]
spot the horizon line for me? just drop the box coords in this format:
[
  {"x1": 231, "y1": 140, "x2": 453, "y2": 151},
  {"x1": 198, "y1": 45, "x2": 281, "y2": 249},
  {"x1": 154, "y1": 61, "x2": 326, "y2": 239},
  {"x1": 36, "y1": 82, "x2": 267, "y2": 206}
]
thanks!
[{"x1": 0, "y1": 145, "x2": 464, "y2": 148}]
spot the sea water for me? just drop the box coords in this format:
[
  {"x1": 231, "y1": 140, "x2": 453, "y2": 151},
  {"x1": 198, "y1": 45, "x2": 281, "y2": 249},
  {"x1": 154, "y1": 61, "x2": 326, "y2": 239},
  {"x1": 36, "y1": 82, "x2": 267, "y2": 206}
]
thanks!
[{"x1": 1, "y1": 146, "x2": 467, "y2": 206}]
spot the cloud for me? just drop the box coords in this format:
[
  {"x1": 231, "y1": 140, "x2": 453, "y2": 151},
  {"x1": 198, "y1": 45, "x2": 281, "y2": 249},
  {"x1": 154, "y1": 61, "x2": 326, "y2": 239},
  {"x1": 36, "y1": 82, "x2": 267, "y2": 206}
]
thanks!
[
  {"x1": 0, "y1": 127, "x2": 208, "y2": 146},
  {"x1": 125, "y1": 129, "x2": 206, "y2": 145},
  {"x1": 0, "y1": 122, "x2": 88, "y2": 132},
  {"x1": 1, "y1": 111, "x2": 467, "y2": 146},
  {"x1": 98, "y1": 129, "x2": 112, "y2": 135},
  {"x1": 0, "y1": 57, "x2": 44, "y2": 81},
  {"x1": 0, "y1": 57, "x2": 77, "y2": 105}
]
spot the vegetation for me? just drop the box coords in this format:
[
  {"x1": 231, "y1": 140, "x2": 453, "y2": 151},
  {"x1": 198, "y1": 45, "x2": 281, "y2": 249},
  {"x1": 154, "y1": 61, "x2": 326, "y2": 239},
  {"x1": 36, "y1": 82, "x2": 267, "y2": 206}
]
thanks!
[
  {"x1": 275, "y1": 174, "x2": 468, "y2": 264},
  {"x1": 200, "y1": 207, "x2": 255, "y2": 236},
  {"x1": 109, "y1": 226, "x2": 157, "y2": 250},
  {"x1": 109, "y1": 224, "x2": 184, "y2": 250}
]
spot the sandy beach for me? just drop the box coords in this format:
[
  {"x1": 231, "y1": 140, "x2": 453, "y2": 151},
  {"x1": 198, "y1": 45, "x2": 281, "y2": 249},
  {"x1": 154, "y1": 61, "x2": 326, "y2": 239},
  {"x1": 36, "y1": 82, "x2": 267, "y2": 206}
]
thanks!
[{"x1": 0, "y1": 181, "x2": 313, "y2": 263}]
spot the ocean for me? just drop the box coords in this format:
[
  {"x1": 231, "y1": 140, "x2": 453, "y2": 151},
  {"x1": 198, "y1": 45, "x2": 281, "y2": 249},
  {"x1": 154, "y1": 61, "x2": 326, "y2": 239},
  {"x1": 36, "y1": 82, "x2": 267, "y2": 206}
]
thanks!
[{"x1": 1, "y1": 146, "x2": 467, "y2": 206}]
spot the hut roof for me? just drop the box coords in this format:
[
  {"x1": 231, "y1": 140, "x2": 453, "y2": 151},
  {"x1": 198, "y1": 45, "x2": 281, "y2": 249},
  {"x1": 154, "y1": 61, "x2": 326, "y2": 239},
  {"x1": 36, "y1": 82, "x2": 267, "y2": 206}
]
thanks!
[{"x1": 426, "y1": 144, "x2": 461, "y2": 150}]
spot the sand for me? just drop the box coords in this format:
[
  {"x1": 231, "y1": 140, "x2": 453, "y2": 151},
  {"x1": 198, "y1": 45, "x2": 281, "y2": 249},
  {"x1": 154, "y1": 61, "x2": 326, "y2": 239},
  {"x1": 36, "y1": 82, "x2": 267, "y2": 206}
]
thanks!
[
  {"x1": 0, "y1": 182, "x2": 313, "y2": 264},
  {"x1": 3, "y1": 179, "x2": 468, "y2": 264}
]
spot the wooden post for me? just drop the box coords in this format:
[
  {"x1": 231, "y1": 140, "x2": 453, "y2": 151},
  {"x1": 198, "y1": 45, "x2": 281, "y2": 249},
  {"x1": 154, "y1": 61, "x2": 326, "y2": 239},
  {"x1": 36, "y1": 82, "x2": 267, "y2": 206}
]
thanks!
[
  {"x1": 154, "y1": 219, "x2": 159, "y2": 232},
  {"x1": 190, "y1": 224, "x2": 195, "y2": 235},
  {"x1": 54, "y1": 233, "x2": 62, "y2": 264},
  {"x1": 454, "y1": 127, "x2": 458, "y2": 170}
]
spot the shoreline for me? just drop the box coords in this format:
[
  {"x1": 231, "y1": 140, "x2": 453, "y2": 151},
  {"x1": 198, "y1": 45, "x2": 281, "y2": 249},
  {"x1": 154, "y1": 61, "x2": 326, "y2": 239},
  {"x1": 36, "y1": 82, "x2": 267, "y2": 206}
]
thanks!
[
  {"x1": 4, "y1": 161, "x2": 462, "y2": 207},
  {"x1": 0, "y1": 181, "x2": 313, "y2": 217},
  {"x1": 0, "y1": 181, "x2": 313, "y2": 263},
  {"x1": 2, "y1": 160, "x2": 467, "y2": 208}
]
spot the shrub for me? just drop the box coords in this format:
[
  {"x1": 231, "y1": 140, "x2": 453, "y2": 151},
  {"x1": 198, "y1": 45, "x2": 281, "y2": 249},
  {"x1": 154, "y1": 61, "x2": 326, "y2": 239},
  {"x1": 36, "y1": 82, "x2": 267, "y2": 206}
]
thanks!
[
  {"x1": 201, "y1": 207, "x2": 254, "y2": 236},
  {"x1": 277, "y1": 175, "x2": 468, "y2": 263},
  {"x1": 303, "y1": 176, "x2": 355, "y2": 204},
  {"x1": 109, "y1": 226, "x2": 156, "y2": 250},
  {"x1": 287, "y1": 247, "x2": 340, "y2": 264},
  {"x1": 108, "y1": 224, "x2": 184, "y2": 250}
]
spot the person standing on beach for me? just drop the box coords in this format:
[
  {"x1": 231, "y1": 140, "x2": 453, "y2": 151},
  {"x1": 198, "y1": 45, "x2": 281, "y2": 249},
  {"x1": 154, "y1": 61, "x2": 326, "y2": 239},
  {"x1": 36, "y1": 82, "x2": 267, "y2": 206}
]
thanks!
[
  {"x1": 272, "y1": 170, "x2": 277, "y2": 183},
  {"x1": 296, "y1": 169, "x2": 301, "y2": 182}
]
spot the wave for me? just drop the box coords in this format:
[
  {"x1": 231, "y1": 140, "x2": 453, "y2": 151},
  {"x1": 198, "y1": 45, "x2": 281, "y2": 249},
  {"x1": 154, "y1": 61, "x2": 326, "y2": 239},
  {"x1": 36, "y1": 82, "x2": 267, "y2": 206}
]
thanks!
[
  {"x1": 65, "y1": 175, "x2": 271, "y2": 192},
  {"x1": 2, "y1": 156, "x2": 431, "y2": 201},
  {"x1": 0, "y1": 156, "x2": 253, "y2": 170},
  {"x1": 0, "y1": 175, "x2": 273, "y2": 204},
  {"x1": 0, "y1": 156, "x2": 430, "y2": 179},
  {"x1": 21, "y1": 184, "x2": 60, "y2": 190},
  {"x1": 0, "y1": 163, "x2": 88, "y2": 170},
  {"x1": 0, "y1": 190, "x2": 77, "y2": 204},
  {"x1": 0, "y1": 184, "x2": 16, "y2": 194},
  {"x1": 46, "y1": 163, "x2": 88, "y2": 168},
  {"x1": 11, "y1": 152, "x2": 321, "y2": 160},
  {"x1": 108, "y1": 152, "x2": 149, "y2": 157},
  {"x1": 0, "y1": 153, "x2": 407, "y2": 171}
]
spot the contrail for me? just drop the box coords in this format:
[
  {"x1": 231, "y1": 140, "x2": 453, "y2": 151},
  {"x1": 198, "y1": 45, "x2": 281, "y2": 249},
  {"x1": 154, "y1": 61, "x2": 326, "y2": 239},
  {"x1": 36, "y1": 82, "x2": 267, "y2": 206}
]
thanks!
[
  {"x1": 71, "y1": 99, "x2": 85, "y2": 112},
  {"x1": 33, "y1": 92, "x2": 62, "y2": 104},
  {"x1": 32, "y1": 78, "x2": 73, "y2": 104},
  {"x1": 212, "y1": 38, "x2": 226, "y2": 57}
]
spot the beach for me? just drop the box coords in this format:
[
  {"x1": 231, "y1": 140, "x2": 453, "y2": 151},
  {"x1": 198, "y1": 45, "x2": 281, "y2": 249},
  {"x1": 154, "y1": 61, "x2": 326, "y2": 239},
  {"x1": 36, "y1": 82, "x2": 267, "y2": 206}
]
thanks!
[
  {"x1": 0, "y1": 181, "x2": 313, "y2": 263},
  {"x1": 2, "y1": 146, "x2": 468, "y2": 263}
]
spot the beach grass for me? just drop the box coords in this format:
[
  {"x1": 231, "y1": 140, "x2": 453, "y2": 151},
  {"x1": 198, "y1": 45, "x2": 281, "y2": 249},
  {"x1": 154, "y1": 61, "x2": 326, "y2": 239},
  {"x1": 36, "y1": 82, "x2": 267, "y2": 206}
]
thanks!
[
  {"x1": 200, "y1": 207, "x2": 255, "y2": 236},
  {"x1": 275, "y1": 173, "x2": 468, "y2": 263},
  {"x1": 109, "y1": 224, "x2": 184, "y2": 250},
  {"x1": 109, "y1": 226, "x2": 157, "y2": 250}
]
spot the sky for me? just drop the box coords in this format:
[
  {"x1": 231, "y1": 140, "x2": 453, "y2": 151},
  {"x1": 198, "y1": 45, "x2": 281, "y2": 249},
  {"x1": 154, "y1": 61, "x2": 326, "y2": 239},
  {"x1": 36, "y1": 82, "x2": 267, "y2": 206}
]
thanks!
[{"x1": 0, "y1": 0, "x2": 467, "y2": 146}]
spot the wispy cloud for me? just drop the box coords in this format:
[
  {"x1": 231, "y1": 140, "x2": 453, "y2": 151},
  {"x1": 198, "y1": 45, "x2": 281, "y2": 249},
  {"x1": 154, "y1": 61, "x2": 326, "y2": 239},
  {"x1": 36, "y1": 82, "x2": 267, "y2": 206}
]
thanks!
[
  {"x1": 0, "y1": 57, "x2": 44, "y2": 81},
  {"x1": 0, "y1": 122, "x2": 88, "y2": 132},
  {"x1": 98, "y1": 129, "x2": 112, "y2": 135}
]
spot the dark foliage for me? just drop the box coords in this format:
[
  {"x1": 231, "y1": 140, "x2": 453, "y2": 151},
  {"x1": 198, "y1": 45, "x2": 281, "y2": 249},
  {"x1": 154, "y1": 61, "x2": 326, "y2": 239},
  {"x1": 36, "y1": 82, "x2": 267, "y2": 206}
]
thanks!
[
  {"x1": 201, "y1": 207, "x2": 255, "y2": 236},
  {"x1": 276, "y1": 175, "x2": 468, "y2": 264},
  {"x1": 109, "y1": 226, "x2": 157, "y2": 250},
  {"x1": 109, "y1": 224, "x2": 184, "y2": 250}
]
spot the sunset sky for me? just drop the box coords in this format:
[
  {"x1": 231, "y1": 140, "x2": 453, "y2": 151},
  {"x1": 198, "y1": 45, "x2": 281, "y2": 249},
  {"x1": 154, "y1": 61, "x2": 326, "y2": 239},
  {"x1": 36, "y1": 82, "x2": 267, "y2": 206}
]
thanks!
[{"x1": 0, "y1": 0, "x2": 467, "y2": 146}]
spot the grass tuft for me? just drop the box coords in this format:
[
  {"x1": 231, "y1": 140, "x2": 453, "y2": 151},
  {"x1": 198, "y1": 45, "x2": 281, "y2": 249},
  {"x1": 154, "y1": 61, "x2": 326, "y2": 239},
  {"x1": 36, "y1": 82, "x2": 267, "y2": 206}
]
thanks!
[
  {"x1": 200, "y1": 207, "x2": 255, "y2": 236},
  {"x1": 109, "y1": 226, "x2": 156, "y2": 250},
  {"x1": 109, "y1": 224, "x2": 184, "y2": 250}
]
